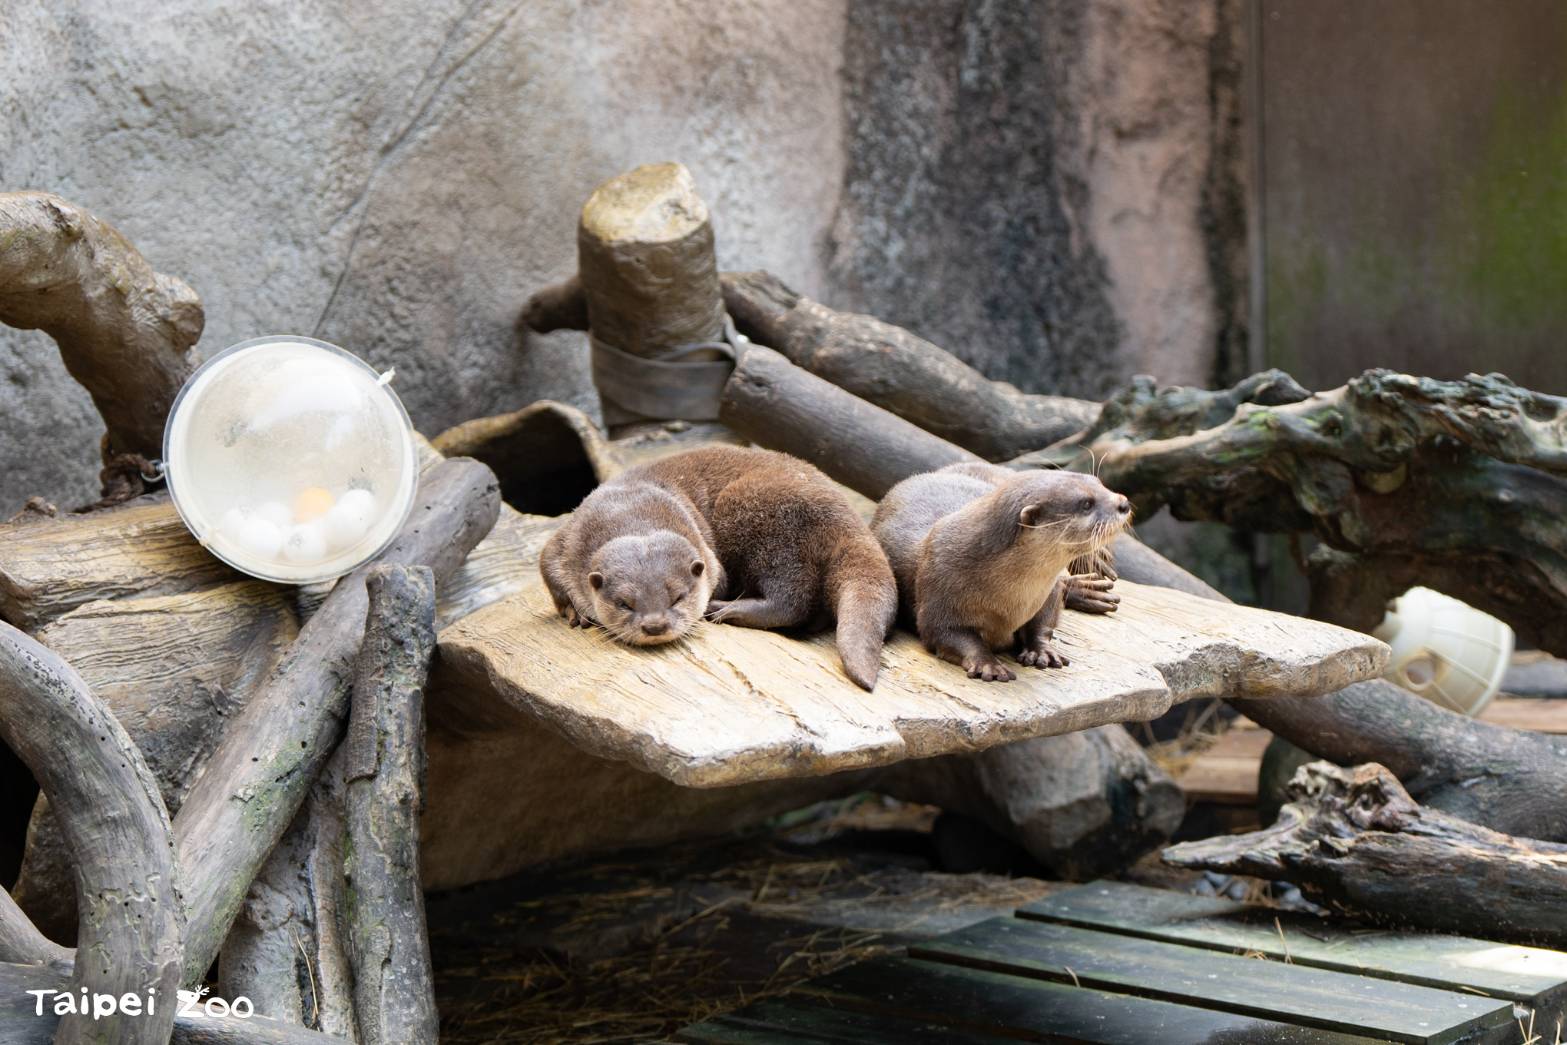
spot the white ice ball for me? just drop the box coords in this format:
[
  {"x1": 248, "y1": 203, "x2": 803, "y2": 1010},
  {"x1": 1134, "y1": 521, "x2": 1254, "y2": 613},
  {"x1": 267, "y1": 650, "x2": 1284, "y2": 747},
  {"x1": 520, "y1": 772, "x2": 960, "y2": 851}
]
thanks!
[
  {"x1": 255, "y1": 501, "x2": 293, "y2": 528},
  {"x1": 324, "y1": 489, "x2": 378, "y2": 552},
  {"x1": 236, "y1": 517, "x2": 284, "y2": 560},
  {"x1": 281, "y1": 522, "x2": 329, "y2": 564},
  {"x1": 219, "y1": 507, "x2": 249, "y2": 542}
]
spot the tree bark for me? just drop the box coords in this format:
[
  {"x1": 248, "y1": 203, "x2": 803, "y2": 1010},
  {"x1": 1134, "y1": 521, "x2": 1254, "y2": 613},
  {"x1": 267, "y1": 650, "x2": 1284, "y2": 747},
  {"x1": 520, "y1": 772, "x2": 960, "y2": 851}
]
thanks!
[
  {"x1": 341, "y1": 566, "x2": 439, "y2": 1045},
  {"x1": 720, "y1": 271, "x2": 1099, "y2": 459},
  {"x1": 1164, "y1": 761, "x2": 1567, "y2": 947},
  {"x1": 173, "y1": 458, "x2": 499, "y2": 984},
  {"x1": 0, "y1": 192, "x2": 202, "y2": 485},
  {"x1": 218, "y1": 745, "x2": 357, "y2": 1039}
]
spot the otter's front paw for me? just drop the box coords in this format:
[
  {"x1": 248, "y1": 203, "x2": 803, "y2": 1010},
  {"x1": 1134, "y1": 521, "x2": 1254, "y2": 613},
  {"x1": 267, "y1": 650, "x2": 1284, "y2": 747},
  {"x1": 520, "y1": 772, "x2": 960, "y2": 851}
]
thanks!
[
  {"x1": 1016, "y1": 640, "x2": 1070, "y2": 669},
  {"x1": 1064, "y1": 574, "x2": 1119, "y2": 615},
  {"x1": 964, "y1": 654, "x2": 1016, "y2": 682},
  {"x1": 565, "y1": 604, "x2": 596, "y2": 628}
]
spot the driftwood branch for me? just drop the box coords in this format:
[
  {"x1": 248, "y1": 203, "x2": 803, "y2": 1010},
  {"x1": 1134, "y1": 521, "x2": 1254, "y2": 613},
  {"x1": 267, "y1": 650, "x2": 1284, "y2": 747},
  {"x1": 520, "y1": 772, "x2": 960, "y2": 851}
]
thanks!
[
  {"x1": 218, "y1": 744, "x2": 357, "y2": 1038},
  {"x1": 342, "y1": 566, "x2": 439, "y2": 1045},
  {"x1": 1165, "y1": 762, "x2": 1567, "y2": 947},
  {"x1": 0, "y1": 192, "x2": 202, "y2": 471},
  {"x1": 1022, "y1": 369, "x2": 1567, "y2": 655},
  {"x1": 520, "y1": 268, "x2": 1098, "y2": 458},
  {"x1": 721, "y1": 271, "x2": 1098, "y2": 458},
  {"x1": 0, "y1": 621, "x2": 184, "y2": 1044},
  {"x1": 173, "y1": 458, "x2": 500, "y2": 983},
  {"x1": 719, "y1": 343, "x2": 978, "y2": 499},
  {"x1": 0, "y1": 887, "x2": 68, "y2": 968}
]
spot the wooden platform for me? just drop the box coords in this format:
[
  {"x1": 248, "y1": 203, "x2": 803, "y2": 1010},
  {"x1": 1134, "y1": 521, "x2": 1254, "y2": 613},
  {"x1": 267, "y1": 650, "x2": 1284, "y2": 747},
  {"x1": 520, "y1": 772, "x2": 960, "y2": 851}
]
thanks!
[
  {"x1": 439, "y1": 514, "x2": 1388, "y2": 788},
  {"x1": 678, "y1": 880, "x2": 1567, "y2": 1044}
]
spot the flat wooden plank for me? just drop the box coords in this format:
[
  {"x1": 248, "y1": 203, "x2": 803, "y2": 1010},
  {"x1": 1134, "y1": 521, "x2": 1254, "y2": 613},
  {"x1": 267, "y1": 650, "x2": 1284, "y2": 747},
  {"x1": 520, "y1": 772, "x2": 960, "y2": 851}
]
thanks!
[
  {"x1": 1021, "y1": 880, "x2": 1567, "y2": 1011},
  {"x1": 793, "y1": 955, "x2": 1383, "y2": 1044},
  {"x1": 675, "y1": 995, "x2": 1019, "y2": 1044},
  {"x1": 439, "y1": 515, "x2": 1387, "y2": 787},
  {"x1": 1480, "y1": 696, "x2": 1567, "y2": 734},
  {"x1": 1175, "y1": 724, "x2": 1272, "y2": 804},
  {"x1": 909, "y1": 918, "x2": 1513, "y2": 1044}
]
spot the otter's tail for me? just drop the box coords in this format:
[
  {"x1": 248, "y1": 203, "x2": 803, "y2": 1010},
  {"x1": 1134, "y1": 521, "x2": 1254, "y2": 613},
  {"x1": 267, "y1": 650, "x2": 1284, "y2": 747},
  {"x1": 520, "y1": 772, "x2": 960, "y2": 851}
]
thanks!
[{"x1": 828, "y1": 537, "x2": 899, "y2": 691}]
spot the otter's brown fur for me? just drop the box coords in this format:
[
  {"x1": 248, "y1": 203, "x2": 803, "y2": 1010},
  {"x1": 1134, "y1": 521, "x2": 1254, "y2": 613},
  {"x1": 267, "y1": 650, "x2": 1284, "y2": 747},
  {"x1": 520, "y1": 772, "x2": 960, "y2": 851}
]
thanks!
[
  {"x1": 540, "y1": 473, "x2": 723, "y2": 646},
  {"x1": 640, "y1": 446, "x2": 898, "y2": 691},
  {"x1": 872, "y1": 462, "x2": 1131, "y2": 682}
]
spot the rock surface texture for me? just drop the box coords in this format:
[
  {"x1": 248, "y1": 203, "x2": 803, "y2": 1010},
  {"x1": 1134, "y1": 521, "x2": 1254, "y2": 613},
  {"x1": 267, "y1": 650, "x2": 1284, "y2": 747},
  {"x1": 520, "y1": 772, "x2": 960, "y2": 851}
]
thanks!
[{"x1": 0, "y1": 0, "x2": 1242, "y2": 511}]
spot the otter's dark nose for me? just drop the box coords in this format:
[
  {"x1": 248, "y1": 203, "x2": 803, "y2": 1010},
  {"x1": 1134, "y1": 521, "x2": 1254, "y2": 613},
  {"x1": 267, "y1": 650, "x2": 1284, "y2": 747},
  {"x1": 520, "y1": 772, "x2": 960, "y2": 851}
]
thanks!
[
  {"x1": 641, "y1": 618, "x2": 670, "y2": 637},
  {"x1": 1115, "y1": 496, "x2": 1131, "y2": 515}
]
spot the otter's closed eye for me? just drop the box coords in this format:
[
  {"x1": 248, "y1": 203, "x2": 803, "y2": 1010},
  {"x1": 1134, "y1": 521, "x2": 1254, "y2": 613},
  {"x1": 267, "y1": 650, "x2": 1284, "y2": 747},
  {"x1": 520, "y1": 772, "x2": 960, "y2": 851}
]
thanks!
[{"x1": 617, "y1": 598, "x2": 635, "y2": 611}]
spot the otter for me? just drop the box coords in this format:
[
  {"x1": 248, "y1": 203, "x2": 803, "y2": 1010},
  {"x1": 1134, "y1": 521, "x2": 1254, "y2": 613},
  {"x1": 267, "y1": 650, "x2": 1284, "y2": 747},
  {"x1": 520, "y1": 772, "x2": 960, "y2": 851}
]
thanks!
[
  {"x1": 540, "y1": 473, "x2": 723, "y2": 646},
  {"x1": 638, "y1": 446, "x2": 898, "y2": 691},
  {"x1": 872, "y1": 462, "x2": 1132, "y2": 682}
]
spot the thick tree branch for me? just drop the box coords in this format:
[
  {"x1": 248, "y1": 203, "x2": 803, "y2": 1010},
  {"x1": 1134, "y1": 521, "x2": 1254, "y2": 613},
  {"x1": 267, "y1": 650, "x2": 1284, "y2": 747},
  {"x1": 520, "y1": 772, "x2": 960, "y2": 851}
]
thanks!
[
  {"x1": 0, "y1": 622, "x2": 184, "y2": 1044},
  {"x1": 0, "y1": 192, "x2": 202, "y2": 466},
  {"x1": 342, "y1": 566, "x2": 439, "y2": 1045}
]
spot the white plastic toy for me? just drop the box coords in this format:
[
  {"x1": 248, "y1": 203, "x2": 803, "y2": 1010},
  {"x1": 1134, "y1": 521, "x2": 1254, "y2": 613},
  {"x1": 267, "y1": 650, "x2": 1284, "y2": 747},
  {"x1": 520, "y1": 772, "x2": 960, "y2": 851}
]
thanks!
[
  {"x1": 1373, "y1": 586, "x2": 1515, "y2": 717},
  {"x1": 163, "y1": 335, "x2": 418, "y2": 585}
]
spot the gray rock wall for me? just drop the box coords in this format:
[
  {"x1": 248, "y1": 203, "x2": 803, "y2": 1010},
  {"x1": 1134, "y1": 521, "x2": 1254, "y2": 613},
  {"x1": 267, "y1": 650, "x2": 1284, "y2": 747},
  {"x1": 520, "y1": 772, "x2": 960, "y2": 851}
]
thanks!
[{"x1": 0, "y1": 0, "x2": 1240, "y2": 512}]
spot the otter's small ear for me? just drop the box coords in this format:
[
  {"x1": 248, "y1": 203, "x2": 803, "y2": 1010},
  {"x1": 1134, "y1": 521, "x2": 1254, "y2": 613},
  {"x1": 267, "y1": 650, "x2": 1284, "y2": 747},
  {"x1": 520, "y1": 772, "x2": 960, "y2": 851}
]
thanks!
[
  {"x1": 1020, "y1": 504, "x2": 1040, "y2": 527},
  {"x1": 588, "y1": 572, "x2": 605, "y2": 591},
  {"x1": 690, "y1": 560, "x2": 705, "y2": 577}
]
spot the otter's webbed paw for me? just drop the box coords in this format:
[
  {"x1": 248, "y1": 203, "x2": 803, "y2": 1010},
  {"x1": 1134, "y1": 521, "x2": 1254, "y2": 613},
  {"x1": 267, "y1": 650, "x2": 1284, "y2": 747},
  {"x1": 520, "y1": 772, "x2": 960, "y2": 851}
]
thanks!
[
  {"x1": 1064, "y1": 573, "x2": 1120, "y2": 615},
  {"x1": 1016, "y1": 639, "x2": 1069, "y2": 669},
  {"x1": 963, "y1": 654, "x2": 1017, "y2": 682},
  {"x1": 564, "y1": 603, "x2": 597, "y2": 628}
]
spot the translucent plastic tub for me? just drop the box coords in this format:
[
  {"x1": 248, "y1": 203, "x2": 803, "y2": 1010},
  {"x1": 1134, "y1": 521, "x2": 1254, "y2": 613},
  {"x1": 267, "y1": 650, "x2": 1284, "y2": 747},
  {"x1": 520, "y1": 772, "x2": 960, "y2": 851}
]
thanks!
[
  {"x1": 1372, "y1": 586, "x2": 1515, "y2": 717},
  {"x1": 162, "y1": 335, "x2": 418, "y2": 585}
]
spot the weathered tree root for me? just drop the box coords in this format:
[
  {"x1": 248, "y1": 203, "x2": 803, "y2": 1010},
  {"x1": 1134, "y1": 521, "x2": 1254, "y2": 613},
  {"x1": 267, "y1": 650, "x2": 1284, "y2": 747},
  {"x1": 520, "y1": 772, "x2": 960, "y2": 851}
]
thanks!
[
  {"x1": 1021, "y1": 369, "x2": 1567, "y2": 655},
  {"x1": 1164, "y1": 761, "x2": 1567, "y2": 947},
  {"x1": 0, "y1": 192, "x2": 202, "y2": 476},
  {"x1": 0, "y1": 621, "x2": 184, "y2": 1044},
  {"x1": 173, "y1": 458, "x2": 500, "y2": 984},
  {"x1": 342, "y1": 566, "x2": 439, "y2": 1045}
]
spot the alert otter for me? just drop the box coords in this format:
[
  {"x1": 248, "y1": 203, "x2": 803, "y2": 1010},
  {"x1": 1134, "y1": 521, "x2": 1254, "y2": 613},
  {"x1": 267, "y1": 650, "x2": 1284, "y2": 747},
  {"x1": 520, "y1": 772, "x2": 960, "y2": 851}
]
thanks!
[
  {"x1": 640, "y1": 446, "x2": 898, "y2": 691},
  {"x1": 872, "y1": 462, "x2": 1132, "y2": 681},
  {"x1": 540, "y1": 475, "x2": 722, "y2": 646}
]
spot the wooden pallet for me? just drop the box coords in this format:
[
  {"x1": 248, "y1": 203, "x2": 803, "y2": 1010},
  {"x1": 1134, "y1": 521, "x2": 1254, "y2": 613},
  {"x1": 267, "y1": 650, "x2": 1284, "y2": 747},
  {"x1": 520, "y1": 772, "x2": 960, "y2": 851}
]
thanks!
[{"x1": 677, "y1": 881, "x2": 1567, "y2": 1044}]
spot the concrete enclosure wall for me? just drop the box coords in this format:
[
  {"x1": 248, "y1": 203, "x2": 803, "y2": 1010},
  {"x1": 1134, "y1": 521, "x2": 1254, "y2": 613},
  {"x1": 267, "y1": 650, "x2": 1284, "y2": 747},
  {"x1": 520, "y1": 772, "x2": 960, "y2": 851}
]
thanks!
[{"x1": 0, "y1": 0, "x2": 1243, "y2": 512}]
